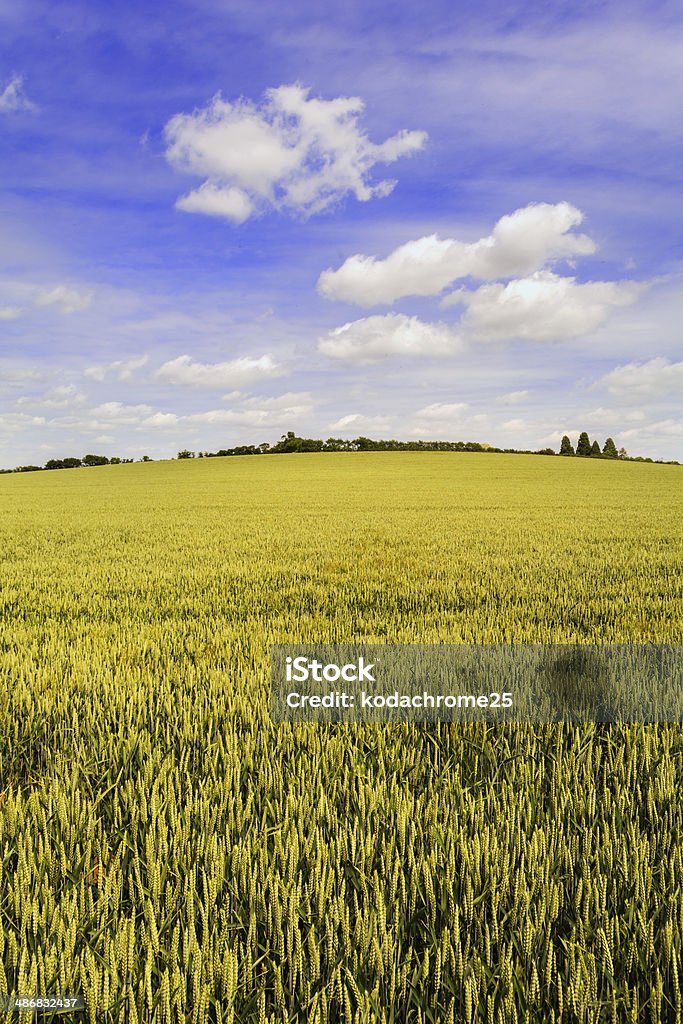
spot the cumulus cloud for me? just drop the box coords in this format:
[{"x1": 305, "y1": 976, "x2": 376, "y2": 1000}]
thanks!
[
  {"x1": 142, "y1": 411, "x2": 179, "y2": 427},
  {"x1": 0, "y1": 75, "x2": 36, "y2": 113},
  {"x1": 84, "y1": 355, "x2": 149, "y2": 382},
  {"x1": 35, "y1": 286, "x2": 92, "y2": 314},
  {"x1": 164, "y1": 84, "x2": 426, "y2": 223},
  {"x1": 175, "y1": 183, "x2": 254, "y2": 224},
  {"x1": 155, "y1": 353, "x2": 284, "y2": 389},
  {"x1": 0, "y1": 306, "x2": 23, "y2": 320},
  {"x1": 318, "y1": 314, "x2": 463, "y2": 363},
  {"x1": 446, "y1": 271, "x2": 645, "y2": 342},
  {"x1": 318, "y1": 202, "x2": 595, "y2": 306},
  {"x1": 597, "y1": 357, "x2": 683, "y2": 398}
]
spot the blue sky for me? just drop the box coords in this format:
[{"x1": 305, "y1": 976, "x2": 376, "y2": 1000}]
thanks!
[{"x1": 1, "y1": 0, "x2": 681, "y2": 464}]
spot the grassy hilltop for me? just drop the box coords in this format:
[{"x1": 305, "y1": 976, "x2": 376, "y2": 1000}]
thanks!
[{"x1": 0, "y1": 453, "x2": 681, "y2": 1022}]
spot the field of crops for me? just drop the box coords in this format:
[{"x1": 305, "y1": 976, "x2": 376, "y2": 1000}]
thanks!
[{"x1": 0, "y1": 452, "x2": 681, "y2": 1023}]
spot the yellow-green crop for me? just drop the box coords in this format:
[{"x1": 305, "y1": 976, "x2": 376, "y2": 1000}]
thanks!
[{"x1": 0, "y1": 453, "x2": 681, "y2": 1022}]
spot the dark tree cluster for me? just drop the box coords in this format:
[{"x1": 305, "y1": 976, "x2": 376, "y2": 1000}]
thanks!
[{"x1": 559, "y1": 434, "x2": 621, "y2": 458}]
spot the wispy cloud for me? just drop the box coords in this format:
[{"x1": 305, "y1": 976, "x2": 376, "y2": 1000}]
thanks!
[
  {"x1": 496, "y1": 390, "x2": 528, "y2": 405},
  {"x1": 17, "y1": 384, "x2": 87, "y2": 409},
  {"x1": 84, "y1": 355, "x2": 149, "y2": 382},
  {"x1": 0, "y1": 74, "x2": 36, "y2": 114},
  {"x1": 329, "y1": 413, "x2": 394, "y2": 432},
  {"x1": 35, "y1": 286, "x2": 93, "y2": 314},
  {"x1": 155, "y1": 353, "x2": 285, "y2": 388},
  {"x1": 597, "y1": 357, "x2": 683, "y2": 399}
]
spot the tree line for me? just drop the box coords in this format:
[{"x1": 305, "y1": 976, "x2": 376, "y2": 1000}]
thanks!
[
  {"x1": 179, "y1": 431, "x2": 678, "y2": 464},
  {"x1": 2, "y1": 432, "x2": 678, "y2": 474},
  {"x1": 0, "y1": 454, "x2": 152, "y2": 474}
]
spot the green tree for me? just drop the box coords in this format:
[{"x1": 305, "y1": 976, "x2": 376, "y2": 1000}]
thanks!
[
  {"x1": 559, "y1": 435, "x2": 574, "y2": 456},
  {"x1": 602, "y1": 437, "x2": 618, "y2": 458},
  {"x1": 270, "y1": 432, "x2": 324, "y2": 453},
  {"x1": 83, "y1": 454, "x2": 109, "y2": 467},
  {"x1": 576, "y1": 431, "x2": 592, "y2": 457},
  {"x1": 590, "y1": 440, "x2": 601, "y2": 457},
  {"x1": 177, "y1": 450, "x2": 194, "y2": 459}
]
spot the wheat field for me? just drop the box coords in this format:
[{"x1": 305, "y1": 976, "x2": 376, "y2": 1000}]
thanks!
[{"x1": 0, "y1": 453, "x2": 681, "y2": 1022}]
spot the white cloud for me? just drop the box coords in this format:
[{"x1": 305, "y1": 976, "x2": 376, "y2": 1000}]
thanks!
[
  {"x1": 155, "y1": 353, "x2": 284, "y2": 389},
  {"x1": 164, "y1": 83, "x2": 426, "y2": 223},
  {"x1": 184, "y1": 401, "x2": 312, "y2": 428},
  {"x1": 408, "y1": 409, "x2": 491, "y2": 440},
  {"x1": 176, "y1": 183, "x2": 254, "y2": 224},
  {"x1": 207, "y1": 391, "x2": 317, "y2": 426},
  {"x1": 496, "y1": 390, "x2": 529, "y2": 405},
  {"x1": 621, "y1": 419, "x2": 683, "y2": 439},
  {"x1": 181, "y1": 410, "x2": 237, "y2": 425},
  {"x1": 318, "y1": 202, "x2": 595, "y2": 306},
  {"x1": 241, "y1": 391, "x2": 314, "y2": 411},
  {"x1": 35, "y1": 286, "x2": 92, "y2": 314},
  {"x1": 141, "y1": 412, "x2": 179, "y2": 427},
  {"x1": 413, "y1": 402, "x2": 468, "y2": 420},
  {"x1": 318, "y1": 314, "x2": 463, "y2": 363},
  {"x1": 447, "y1": 271, "x2": 645, "y2": 342},
  {"x1": 0, "y1": 306, "x2": 23, "y2": 320},
  {"x1": 86, "y1": 402, "x2": 154, "y2": 424},
  {"x1": 597, "y1": 357, "x2": 683, "y2": 399},
  {"x1": 582, "y1": 407, "x2": 646, "y2": 425},
  {"x1": 329, "y1": 413, "x2": 394, "y2": 432},
  {"x1": 136, "y1": 391, "x2": 316, "y2": 432},
  {"x1": 17, "y1": 384, "x2": 87, "y2": 409},
  {"x1": 0, "y1": 74, "x2": 36, "y2": 113},
  {"x1": 0, "y1": 412, "x2": 47, "y2": 431},
  {"x1": 84, "y1": 355, "x2": 149, "y2": 382}
]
